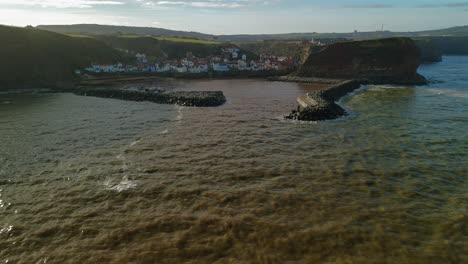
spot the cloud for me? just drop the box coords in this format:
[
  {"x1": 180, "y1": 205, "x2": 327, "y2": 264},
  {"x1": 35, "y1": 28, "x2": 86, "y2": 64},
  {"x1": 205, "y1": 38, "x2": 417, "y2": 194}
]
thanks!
[
  {"x1": 139, "y1": 0, "x2": 287, "y2": 9},
  {"x1": 0, "y1": 0, "x2": 124, "y2": 8},
  {"x1": 152, "y1": 1, "x2": 247, "y2": 8},
  {"x1": 446, "y1": 2, "x2": 468, "y2": 7},
  {"x1": 341, "y1": 4, "x2": 393, "y2": 9},
  {"x1": 416, "y1": 2, "x2": 468, "y2": 8}
]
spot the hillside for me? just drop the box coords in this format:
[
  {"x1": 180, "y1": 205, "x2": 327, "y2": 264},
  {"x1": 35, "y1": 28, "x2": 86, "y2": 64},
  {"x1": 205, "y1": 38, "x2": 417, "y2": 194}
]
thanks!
[
  {"x1": 429, "y1": 36, "x2": 468, "y2": 55},
  {"x1": 220, "y1": 26, "x2": 468, "y2": 42},
  {"x1": 90, "y1": 36, "x2": 258, "y2": 61},
  {"x1": 236, "y1": 40, "x2": 310, "y2": 62},
  {"x1": 36, "y1": 24, "x2": 213, "y2": 40},
  {"x1": 0, "y1": 26, "x2": 131, "y2": 90},
  {"x1": 296, "y1": 38, "x2": 425, "y2": 84},
  {"x1": 94, "y1": 36, "x2": 222, "y2": 60},
  {"x1": 37, "y1": 24, "x2": 468, "y2": 43}
]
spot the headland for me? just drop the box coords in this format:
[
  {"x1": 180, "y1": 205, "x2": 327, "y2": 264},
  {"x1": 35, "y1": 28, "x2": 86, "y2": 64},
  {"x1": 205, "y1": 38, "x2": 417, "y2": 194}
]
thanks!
[{"x1": 280, "y1": 37, "x2": 427, "y2": 121}]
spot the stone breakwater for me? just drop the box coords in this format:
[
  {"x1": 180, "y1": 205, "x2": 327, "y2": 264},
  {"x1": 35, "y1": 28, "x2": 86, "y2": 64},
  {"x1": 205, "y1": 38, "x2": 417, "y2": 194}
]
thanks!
[
  {"x1": 268, "y1": 76, "x2": 344, "y2": 85},
  {"x1": 73, "y1": 88, "x2": 226, "y2": 107},
  {"x1": 286, "y1": 80, "x2": 362, "y2": 121}
]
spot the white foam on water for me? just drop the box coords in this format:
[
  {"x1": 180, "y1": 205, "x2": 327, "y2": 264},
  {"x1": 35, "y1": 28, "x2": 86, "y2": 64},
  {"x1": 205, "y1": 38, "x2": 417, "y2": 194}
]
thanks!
[
  {"x1": 130, "y1": 138, "x2": 141, "y2": 147},
  {"x1": 175, "y1": 106, "x2": 184, "y2": 121},
  {"x1": 424, "y1": 88, "x2": 468, "y2": 99},
  {"x1": 0, "y1": 225, "x2": 13, "y2": 234},
  {"x1": 103, "y1": 176, "x2": 137, "y2": 192}
]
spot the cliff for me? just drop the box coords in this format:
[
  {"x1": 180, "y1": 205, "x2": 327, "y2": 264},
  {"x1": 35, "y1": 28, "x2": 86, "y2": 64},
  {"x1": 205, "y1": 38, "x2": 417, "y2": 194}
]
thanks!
[
  {"x1": 296, "y1": 37, "x2": 426, "y2": 84},
  {"x1": 429, "y1": 36, "x2": 468, "y2": 55}
]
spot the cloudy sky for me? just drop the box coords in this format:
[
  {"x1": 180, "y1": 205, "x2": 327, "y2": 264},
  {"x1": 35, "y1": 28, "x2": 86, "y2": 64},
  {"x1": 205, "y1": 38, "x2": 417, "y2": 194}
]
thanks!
[{"x1": 0, "y1": 0, "x2": 467, "y2": 34}]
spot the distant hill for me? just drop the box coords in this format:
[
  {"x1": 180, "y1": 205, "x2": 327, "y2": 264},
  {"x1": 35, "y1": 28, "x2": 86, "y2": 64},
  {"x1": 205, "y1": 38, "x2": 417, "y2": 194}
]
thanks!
[
  {"x1": 0, "y1": 25, "x2": 131, "y2": 90},
  {"x1": 36, "y1": 24, "x2": 213, "y2": 40},
  {"x1": 36, "y1": 24, "x2": 468, "y2": 42},
  {"x1": 219, "y1": 26, "x2": 468, "y2": 42}
]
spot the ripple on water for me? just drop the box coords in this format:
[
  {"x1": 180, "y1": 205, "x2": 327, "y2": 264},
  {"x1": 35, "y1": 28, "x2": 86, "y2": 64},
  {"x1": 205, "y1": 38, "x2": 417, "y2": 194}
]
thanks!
[{"x1": 0, "y1": 59, "x2": 467, "y2": 263}]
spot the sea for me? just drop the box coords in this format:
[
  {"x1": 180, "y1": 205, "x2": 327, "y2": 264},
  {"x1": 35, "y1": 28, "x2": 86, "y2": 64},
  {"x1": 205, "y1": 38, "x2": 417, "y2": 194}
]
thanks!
[{"x1": 0, "y1": 56, "x2": 466, "y2": 263}]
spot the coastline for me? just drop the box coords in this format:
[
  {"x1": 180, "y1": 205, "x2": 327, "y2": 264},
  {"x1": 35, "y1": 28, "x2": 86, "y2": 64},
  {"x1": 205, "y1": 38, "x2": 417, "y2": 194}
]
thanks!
[
  {"x1": 281, "y1": 75, "x2": 427, "y2": 121},
  {"x1": 285, "y1": 80, "x2": 363, "y2": 121}
]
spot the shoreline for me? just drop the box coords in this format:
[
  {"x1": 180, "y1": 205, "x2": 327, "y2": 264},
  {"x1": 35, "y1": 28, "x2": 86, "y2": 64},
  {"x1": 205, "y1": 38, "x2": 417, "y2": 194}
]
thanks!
[{"x1": 79, "y1": 69, "x2": 295, "y2": 86}]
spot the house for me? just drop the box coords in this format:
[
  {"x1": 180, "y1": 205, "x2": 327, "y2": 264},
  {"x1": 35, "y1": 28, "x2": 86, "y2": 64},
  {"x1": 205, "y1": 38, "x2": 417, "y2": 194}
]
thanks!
[
  {"x1": 212, "y1": 63, "x2": 230, "y2": 72},
  {"x1": 222, "y1": 46, "x2": 240, "y2": 54},
  {"x1": 238, "y1": 60, "x2": 249, "y2": 71}
]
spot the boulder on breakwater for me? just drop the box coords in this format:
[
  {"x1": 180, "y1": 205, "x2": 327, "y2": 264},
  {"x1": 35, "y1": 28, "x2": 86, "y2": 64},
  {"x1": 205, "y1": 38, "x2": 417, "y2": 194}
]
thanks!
[
  {"x1": 286, "y1": 80, "x2": 362, "y2": 121},
  {"x1": 73, "y1": 88, "x2": 226, "y2": 107}
]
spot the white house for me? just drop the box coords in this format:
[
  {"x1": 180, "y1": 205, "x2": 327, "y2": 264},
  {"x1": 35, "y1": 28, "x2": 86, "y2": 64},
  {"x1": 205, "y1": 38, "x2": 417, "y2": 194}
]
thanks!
[
  {"x1": 238, "y1": 60, "x2": 248, "y2": 70},
  {"x1": 212, "y1": 63, "x2": 230, "y2": 72}
]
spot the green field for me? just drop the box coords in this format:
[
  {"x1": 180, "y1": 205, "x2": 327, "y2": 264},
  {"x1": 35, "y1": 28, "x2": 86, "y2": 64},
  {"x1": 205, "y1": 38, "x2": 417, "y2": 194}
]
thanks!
[
  {"x1": 65, "y1": 34, "x2": 93, "y2": 38},
  {"x1": 154, "y1": 37, "x2": 219, "y2": 44},
  {"x1": 119, "y1": 35, "x2": 219, "y2": 44}
]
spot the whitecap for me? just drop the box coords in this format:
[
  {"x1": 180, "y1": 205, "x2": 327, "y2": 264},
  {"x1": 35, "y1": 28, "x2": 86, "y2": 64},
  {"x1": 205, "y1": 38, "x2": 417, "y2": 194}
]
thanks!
[
  {"x1": 103, "y1": 176, "x2": 136, "y2": 192},
  {"x1": 129, "y1": 138, "x2": 141, "y2": 146}
]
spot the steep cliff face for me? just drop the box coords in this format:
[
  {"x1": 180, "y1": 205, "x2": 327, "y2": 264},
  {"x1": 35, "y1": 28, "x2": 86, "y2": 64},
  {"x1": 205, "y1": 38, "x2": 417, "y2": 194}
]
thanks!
[{"x1": 296, "y1": 37, "x2": 426, "y2": 84}]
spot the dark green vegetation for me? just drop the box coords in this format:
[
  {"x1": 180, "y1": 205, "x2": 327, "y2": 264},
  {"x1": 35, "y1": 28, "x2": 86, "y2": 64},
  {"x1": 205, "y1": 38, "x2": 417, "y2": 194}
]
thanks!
[
  {"x1": 236, "y1": 40, "x2": 310, "y2": 62},
  {"x1": 94, "y1": 36, "x2": 257, "y2": 61},
  {"x1": 37, "y1": 24, "x2": 468, "y2": 42},
  {"x1": 0, "y1": 25, "x2": 131, "y2": 90},
  {"x1": 297, "y1": 37, "x2": 426, "y2": 84}
]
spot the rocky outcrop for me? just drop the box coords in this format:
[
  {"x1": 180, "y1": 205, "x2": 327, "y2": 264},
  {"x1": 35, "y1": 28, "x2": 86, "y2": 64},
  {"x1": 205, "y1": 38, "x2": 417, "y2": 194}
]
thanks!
[
  {"x1": 73, "y1": 88, "x2": 226, "y2": 107},
  {"x1": 286, "y1": 80, "x2": 362, "y2": 121},
  {"x1": 296, "y1": 37, "x2": 426, "y2": 85}
]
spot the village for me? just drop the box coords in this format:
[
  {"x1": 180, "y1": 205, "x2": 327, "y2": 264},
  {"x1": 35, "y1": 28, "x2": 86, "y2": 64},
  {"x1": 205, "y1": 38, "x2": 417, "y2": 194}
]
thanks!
[{"x1": 80, "y1": 45, "x2": 297, "y2": 75}]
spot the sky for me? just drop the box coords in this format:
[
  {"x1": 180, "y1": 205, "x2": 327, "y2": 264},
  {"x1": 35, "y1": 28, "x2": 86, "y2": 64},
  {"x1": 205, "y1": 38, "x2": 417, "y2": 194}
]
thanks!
[{"x1": 0, "y1": 0, "x2": 467, "y2": 34}]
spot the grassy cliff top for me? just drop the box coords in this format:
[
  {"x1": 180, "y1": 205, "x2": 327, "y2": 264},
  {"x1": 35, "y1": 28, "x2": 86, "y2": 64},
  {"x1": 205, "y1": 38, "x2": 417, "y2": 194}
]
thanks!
[{"x1": 337, "y1": 37, "x2": 415, "y2": 48}]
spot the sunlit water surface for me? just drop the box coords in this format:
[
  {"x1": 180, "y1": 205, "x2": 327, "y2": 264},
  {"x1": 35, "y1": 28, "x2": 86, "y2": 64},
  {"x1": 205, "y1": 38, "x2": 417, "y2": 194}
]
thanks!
[{"x1": 0, "y1": 56, "x2": 466, "y2": 263}]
